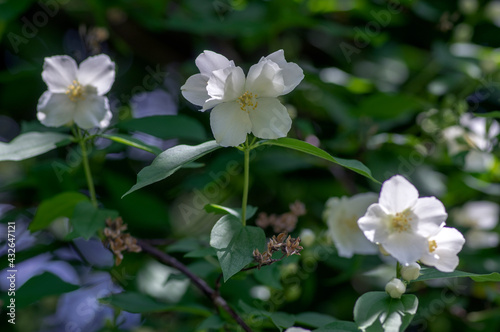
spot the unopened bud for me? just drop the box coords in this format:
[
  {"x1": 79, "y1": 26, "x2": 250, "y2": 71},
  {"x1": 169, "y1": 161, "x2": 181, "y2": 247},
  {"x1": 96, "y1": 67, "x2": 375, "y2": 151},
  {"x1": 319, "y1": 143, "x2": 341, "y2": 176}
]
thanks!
[
  {"x1": 385, "y1": 278, "x2": 406, "y2": 299},
  {"x1": 400, "y1": 262, "x2": 421, "y2": 282},
  {"x1": 299, "y1": 228, "x2": 315, "y2": 246}
]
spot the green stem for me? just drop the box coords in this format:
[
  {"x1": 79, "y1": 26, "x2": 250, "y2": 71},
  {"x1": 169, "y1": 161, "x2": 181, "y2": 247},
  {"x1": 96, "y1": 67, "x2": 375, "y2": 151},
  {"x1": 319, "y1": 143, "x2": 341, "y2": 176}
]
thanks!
[
  {"x1": 396, "y1": 261, "x2": 401, "y2": 279},
  {"x1": 241, "y1": 138, "x2": 250, "y2": 226},
  {"x1": 77, "y1": 128, "x2": 98, "y2": 208}
]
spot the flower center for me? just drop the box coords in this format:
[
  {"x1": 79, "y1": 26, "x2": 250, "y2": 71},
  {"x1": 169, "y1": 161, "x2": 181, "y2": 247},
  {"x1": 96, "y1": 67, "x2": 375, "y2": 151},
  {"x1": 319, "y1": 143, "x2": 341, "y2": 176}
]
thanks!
[
  {"x1": 66, "y1": 80, "x2": 85, "y2": 102},
  {"x1": 428, "y1": 240, "x2": 437, "y2": 253},
  {"x1": 237, "y1": 91, "x2": 258, "y2": 113},
  {"x1": 346, "y1": 215, "x2": 360, "y2": 230},
  {"x1": 390, "y1": 210, "x2": 412, "y2": 233}
]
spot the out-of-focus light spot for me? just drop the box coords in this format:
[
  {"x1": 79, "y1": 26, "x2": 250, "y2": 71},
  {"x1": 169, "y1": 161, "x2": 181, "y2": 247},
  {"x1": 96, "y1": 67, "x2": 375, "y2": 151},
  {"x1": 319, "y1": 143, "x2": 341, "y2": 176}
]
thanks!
[
  {"x1": 450, "y1": 43, "x2": 480, "y2": 57},
  {"x1": 250, "y1": 286, "x2": 271, "y2": 301},
  {"x1": 485, "y1": 1, "x2": 500, "y2": 27},
  {"x1": 320, "y1": 67, "x2": 350, "y2": 85},
  {"x1": 459, "y1": 0, "x2": 478, "y2": 15}
]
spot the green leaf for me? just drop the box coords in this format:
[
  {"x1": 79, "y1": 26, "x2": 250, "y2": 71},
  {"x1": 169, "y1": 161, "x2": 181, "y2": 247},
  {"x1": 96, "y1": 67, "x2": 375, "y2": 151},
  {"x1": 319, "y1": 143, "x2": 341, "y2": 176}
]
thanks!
[
  {"x1": 204, "y1": 204, "x2": 258, "y2": 220},
  {"x1": 14, "y1": 272, "x2": 79, "y2": 308},
  {"x1": 258, "y1": 138, "x2": 378, "y2": 183},
  {"x1": 354, "y1": 291, "x2": 418, "y2": 332},
  {"x1": 473, "y1": 111, "x2": 500, "y2": 118},
  {"x1": 123, "y1": 140, "x2": 222, "y2": 197},
  {"x1": 269, "y1": 312, "x2": 295, "y2": 331},
  {"x1": 104, "y1": 292, "x2": 213, "y2": 316},
  {"x1": 0, "y1": 132, "x2": 73, "y2": 161},
  {"x1": 209, "y1": 215, "x2": 266, "y2": 282},
  {"x1": 415, "y1": 268, "x2": 500, "y2": 283},
  {"x1": 253, "y1": 263, "x2": 282, "y2": 290},
  {"x1": 71, "y1": 202, "x2": 119, "y2": 240},
  {"x1": 100, "y1": 133, "x2": 162, "y2": 155},
  {"x1": 356, "y1": 93, "x2": 420, "y2": 120},
  {"x1": 314, "y1": 321, "x2": 359, "y2": 332},
  {"x1": 196, "y1": 315, "x2": 225, "y2": 330},
  {"x1": 30, "y1": 192, "x2": 89, "y2": 232},
  {"x1": 184, "y1": 247, "x2": 217, "y2": 258},
  {"x1": 295, "y1": 312, "x2": 337, "y2": 328},
  {"x1": 117, "y1": 115, "x2": 207, "y2": 142}
]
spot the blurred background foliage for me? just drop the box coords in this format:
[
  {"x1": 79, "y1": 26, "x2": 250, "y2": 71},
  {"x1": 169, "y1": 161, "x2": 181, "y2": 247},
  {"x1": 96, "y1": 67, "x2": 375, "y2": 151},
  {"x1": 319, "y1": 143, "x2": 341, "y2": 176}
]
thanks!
[{"x1": 1, "y1": 0, "x2": 500, "y2": 331}]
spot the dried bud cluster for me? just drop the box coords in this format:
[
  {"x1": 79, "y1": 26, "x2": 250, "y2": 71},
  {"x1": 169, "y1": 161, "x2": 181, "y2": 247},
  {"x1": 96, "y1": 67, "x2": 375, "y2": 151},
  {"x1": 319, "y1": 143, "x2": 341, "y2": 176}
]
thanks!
[
  {"x1": 104, "y1": 217, "x2": 141, "y2": 265},
  {"x1": 252, "y1": 232, "x2": 304, "y2": 268},
  {"x1": 256, "y1": 200, "x2": 306, "y2": 233}
]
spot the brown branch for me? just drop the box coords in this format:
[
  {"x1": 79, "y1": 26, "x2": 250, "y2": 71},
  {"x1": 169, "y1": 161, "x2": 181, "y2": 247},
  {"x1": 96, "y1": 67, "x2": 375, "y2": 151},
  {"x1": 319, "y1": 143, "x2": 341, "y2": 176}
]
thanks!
[{"x1": 137, "y1": 240, "x2": 253, "y2": 332}]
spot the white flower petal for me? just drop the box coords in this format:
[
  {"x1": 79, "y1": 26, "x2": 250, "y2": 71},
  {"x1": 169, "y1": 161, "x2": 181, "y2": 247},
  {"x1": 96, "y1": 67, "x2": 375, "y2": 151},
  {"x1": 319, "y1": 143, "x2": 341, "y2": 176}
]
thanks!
[
  {"x1": 357, "y1": 203, "x2": 390, "y2": 243},
  {"x1": 42, "y1": 55, "x2": 78, "y2": 93},
  {"x1": 74, "y1": 95, "x2": 110, "y2": 129},
  {"x1": 249, "y1": 98, "x2": 291, "y2": 139},
  {"x1": 77, "y1": 54, "x2": 116, "y2": 95},
  {"x1": 413, "y1": 197, "x2": 448, "y2": 237},
  {"x1": 246, "y1": 60, "x2": 284, "y2": 97},
  {"x1": 181, "y1": 73, "x2": 210, "y2": 107},
  {"x1": 206, "y1": 66, "x2": 245, "y2": 104},
  {"x1": 36, "y1": 91, "x2": 76, "y2": 127},
  {"x1": 195, "y1": 50, "x2": 234, "y2": 75},
  {"x1": 262, "y1": 50, "x2": 304, "y2": 95},
  {"x1": 383, "y1": 232, "x2": 427, "y2": 265},
  {"x1": 379, "y1": 175, "x2": 419, "y2": 213},
  {"x1": 420, "y1": 227, "x2": 465, "y2": 272},
  {"x1": 210, "y1": 102, "x2": 251, "y2": 147}
]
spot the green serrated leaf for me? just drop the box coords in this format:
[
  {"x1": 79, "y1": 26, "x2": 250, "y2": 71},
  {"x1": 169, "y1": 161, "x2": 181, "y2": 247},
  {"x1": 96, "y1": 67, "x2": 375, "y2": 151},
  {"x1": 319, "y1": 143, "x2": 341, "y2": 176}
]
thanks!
[
  {"x1": 210, "y1": 215, "x2": 266, "y2": 282},
  {"x1": 416, "y1": 268, "x2": 500, "y2": 283},
  {"x1": 100, "y1": 133, "x2": 162, "y2": 155},
  {"x1": 30, "y1": 192, "x2": 89, "y2": 232},
  {"x1": 258, "y1": 138, "x2": 378, "y2": 183},
  {"x1": 117, "y1": 115, "x2": 207, "y2": 142},
  {"x1": 0, "y1": 132, "x2": 73, "y2": 161},
  {"x1": 353, "y1": 291, "x2": 418, "y2": 332},
  {"x1": 70, "y1": 202, "x2": 118, "y2": 240},
  {"x1": 123, "y1": 140, "x2": 222, "y2": 197},
  {"x1": 204, "y1": 204, "x2": 257, "y2": 220}
]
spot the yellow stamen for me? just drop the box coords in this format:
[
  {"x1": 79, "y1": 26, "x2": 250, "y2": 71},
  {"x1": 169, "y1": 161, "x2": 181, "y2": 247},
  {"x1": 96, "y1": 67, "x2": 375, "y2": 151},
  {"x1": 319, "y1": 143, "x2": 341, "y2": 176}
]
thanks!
[
  {"x1": 428, "y1": 240, "x2": 437, "y2": 253},
  {"x1": 66, "y1": 80, "x2": 85, "y2": 102},
  {"x1": 390, "y1": 210, "x2": 412, "y2": 233},
  {"x1": 237, "y1": 91, "x2": 258, "y2": 113}
]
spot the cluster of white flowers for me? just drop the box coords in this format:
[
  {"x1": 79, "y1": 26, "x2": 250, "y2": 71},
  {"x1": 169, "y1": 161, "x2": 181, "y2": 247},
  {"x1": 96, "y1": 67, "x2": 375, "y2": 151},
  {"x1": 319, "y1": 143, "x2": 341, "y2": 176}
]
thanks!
[
  {"x1": 442, "y1": 113, "x2": 500, "y2": 172},
  {"x1": 37, "y1": 54, "x2": 116, "y2": 130},
  {"x1": 325, "y1": 175, "x2": 465, "y2": 273},
  {"x1": 453, "y1": 201, "x2": 499, "y2": 249},
  {"x1": 358, "y1": 175, "x2": 465, "y2": 272},
  {"x1": 181, "y1": 50, "x2": 304, "y2": 147}
]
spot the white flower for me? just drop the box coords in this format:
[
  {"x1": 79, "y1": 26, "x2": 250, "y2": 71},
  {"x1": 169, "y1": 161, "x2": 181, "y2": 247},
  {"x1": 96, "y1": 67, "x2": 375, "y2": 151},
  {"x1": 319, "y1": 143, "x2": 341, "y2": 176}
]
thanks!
[
  {"x1": 284, "y1": 328, "x2": 311, "y2": 332},
  {"x1": 400, "y1": 262, "x2": 421, "y2": 282},
  {"x1": 464, "y1": 229, "x2": 499, "y2": 249},
  {"x1": 453, "y1": 201, "x2": 499, "y2": 230},
  {"x1": 37, "y1": 54, "x2": 115, "y2": 130},
  {"x1": 420, "y1": 227, "x2": 465, "y2": 272},
  {"x1": 181, "y1": 50, "x2": 304, "y2": 147},
  {"x1": 358, "y1": 175, "x2": 447, "y2": 265},
  {"x1": 324, "y1": 193, "x2": 379, "y2": 258},
  {"x1": 385, "y1": 278, "x2": 406, "y2": 298}
]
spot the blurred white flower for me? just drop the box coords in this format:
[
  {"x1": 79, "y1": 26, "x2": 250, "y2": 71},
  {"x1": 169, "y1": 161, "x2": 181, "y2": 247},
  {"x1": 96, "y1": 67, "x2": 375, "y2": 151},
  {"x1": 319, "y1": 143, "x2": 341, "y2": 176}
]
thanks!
[
  {"x1": 299, "y1": 228, "x2": 316, "y2": 247},
  {"x1": 358, "y1": 175, "x2": 447, "y2": 265},
  {"x1": 37, "y1": 54, "x2": 115, "y2": 129},
  {"x1": 465, "y1": 229, "x2": 499, "y2": 249},
  {"x1": 181, "y1": 50, "x2": 304, "y2": 146},
  {"x1": 453, "y1": 201, "x2": 499, "y2": 230},
  {"x1": 324, "y1": 193, "x2": 379, "y2": 258},
  {"x1": 385, "y1": 278, "x2": 406, "y2": 299},
  {"x1": 284, "y1": 328, "x2": 311, "y2": 332},
  {"x1": 419, "y1": 227, "x2": 465, "y2": 272}
]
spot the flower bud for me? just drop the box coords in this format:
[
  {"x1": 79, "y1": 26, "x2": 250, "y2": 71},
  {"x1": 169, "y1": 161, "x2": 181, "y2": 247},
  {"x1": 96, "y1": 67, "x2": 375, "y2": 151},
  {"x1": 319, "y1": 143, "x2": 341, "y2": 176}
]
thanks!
[
  {"x1": 385, "y1": 278, "x2": 406, "y2": 299},
  {"x1": 299, "y1": 228, "x2": 315, "y2": 246},
  {"x1": 400, "y1": 262, "x2": 421, "y2": 282}
]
